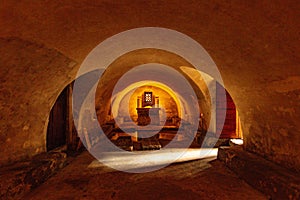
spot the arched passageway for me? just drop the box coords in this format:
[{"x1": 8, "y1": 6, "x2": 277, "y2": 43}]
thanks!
[
  {"x1": 46, "y1": 62, "x2": 243, "y2": 154},
  {"x1": 0, "y1": 1, "x2": 299, "y2": 199}
]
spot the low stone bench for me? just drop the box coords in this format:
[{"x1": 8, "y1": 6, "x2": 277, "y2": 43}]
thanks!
[
  {"x1": 0, "y1": 151, "x2": 67, "y2": 199},
  {"x1": 218, "y1": 145, "x2": 300, "y2": 200}
]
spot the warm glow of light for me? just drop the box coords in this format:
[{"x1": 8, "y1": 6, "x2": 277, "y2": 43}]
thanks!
[
  {"x1": 180, "y1": 66, "x2": 214, "y2": 91},
  {"x1": 236, "y1": 110, "x2": 243, "y2": 139},
  {"x1": 230, "y1": 139, "x2": 243, "y2": 145},
  {"x1": 88, "y1": 148, "x2": 218, "y2": 171},
  {"x1": 111, "y1": 81, "x2": 184, "y2": 119}
]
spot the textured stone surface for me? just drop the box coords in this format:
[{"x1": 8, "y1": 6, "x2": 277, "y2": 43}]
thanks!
[
  {"x1": 0, "y1": 37, "x2": 76, "y2": 166},
  {"x1": 218, "y1": 146, "x2": 300, "y2": 200},
  {"x1": 0, "y1": 151, "x2": 67, "y2": 200},
  {"x1": 0, "y1": 0, "x2": 299, "y2": 173}
]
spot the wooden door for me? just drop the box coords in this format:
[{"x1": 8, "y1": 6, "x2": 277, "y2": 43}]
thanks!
[{"x1": 46, "y1": 87, "x2": 67, "y2": 151}]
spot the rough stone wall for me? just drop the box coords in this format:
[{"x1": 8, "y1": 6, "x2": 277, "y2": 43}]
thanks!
[
  {"x1": 0, "y1": 38, "x2": 76, "y2": 166},
  {"x1": 232, "y1": 81, "x2": 300, "y2": 172}
]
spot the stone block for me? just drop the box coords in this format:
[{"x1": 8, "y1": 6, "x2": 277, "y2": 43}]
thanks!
[{"x1": 218, "y1": 146, "x2": 300, "y2": 200}]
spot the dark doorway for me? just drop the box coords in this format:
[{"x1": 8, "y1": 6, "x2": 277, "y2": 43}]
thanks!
[{"x1": 46, "y1": 87, "x2": 68, "y2": 151}]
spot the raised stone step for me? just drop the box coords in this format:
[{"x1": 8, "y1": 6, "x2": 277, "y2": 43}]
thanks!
[
  {"x1": 0, "y1": 151, "x2": 67, "y2": 199},
  {"x1": 218, "y1": 146, "x2": 300, "y2": 200}
]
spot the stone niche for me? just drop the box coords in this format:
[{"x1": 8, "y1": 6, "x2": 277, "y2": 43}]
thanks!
[{"x1": 118, "y1": 85, "x2": 179, "y2": 125}]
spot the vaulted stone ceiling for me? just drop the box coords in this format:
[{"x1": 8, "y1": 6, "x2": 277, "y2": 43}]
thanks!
[{"x1": 0, "y1": 0, "x2": 299, "y2": 171}]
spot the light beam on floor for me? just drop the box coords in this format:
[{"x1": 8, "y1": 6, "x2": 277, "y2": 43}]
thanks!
[{"x1": 88, "y1": 148, "x2": 218, "y2": 172}]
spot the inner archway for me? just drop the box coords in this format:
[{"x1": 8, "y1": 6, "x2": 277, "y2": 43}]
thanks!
[
  {"x1": 109, "y1": 80, "x2": 185, "y2": 126},
  {"x1": 122, "y1": 85, "x2": 179, "y2": 126}
]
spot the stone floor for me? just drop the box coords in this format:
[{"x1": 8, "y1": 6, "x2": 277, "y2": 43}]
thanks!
[{"x1": 23, "y1": 150, "x2": 267, "y2": 200}]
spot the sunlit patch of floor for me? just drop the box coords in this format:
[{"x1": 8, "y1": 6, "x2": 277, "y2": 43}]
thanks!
[
  {"x1": 88, "y1": 148, "x2": 218, "y2": 173},
  {"x1": 24, "y1": 149, "x2": 267, "y2": 200}
]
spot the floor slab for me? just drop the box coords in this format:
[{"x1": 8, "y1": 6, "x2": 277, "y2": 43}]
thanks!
[{"x1": 24, "y1": 150, "x2": 267, "y2": 200}]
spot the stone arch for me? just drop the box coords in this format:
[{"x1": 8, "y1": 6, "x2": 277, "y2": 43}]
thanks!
[
  {"x1": 0, "y1": 37, "x2": 77, "y2": 165},
  {"x1": 95, "y1": 49, "x2": 212, "y2": 126}
]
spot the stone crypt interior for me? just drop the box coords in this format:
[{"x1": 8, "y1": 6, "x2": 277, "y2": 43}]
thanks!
[{"x1": 0, "y1": 1, "x2": 299, "y2": 199}]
